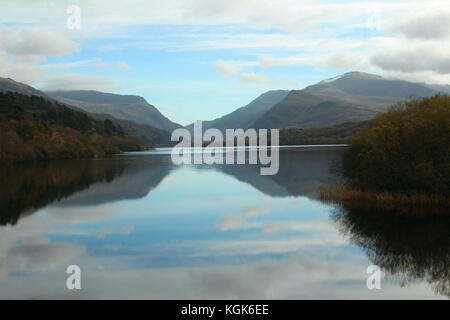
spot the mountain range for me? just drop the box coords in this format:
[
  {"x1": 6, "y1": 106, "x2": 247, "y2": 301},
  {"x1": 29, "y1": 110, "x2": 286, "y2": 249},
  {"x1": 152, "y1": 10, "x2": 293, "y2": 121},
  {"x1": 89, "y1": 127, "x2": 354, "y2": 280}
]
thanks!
[
  {"x1": 1, "y1": 71, "x2": 448, "y2": 149},
  {"x1": 0, "y1": 77, "x2": 179, "y2": 146},
  {"x1": 189, "y1": 72, "x2": 443, "y2": 131},
  {"x1": 45, "y1": 90, "x2": 181, "y2": 132},
  {"x1": 186, "y1": 90, "x2": 289, "y2": 132}
]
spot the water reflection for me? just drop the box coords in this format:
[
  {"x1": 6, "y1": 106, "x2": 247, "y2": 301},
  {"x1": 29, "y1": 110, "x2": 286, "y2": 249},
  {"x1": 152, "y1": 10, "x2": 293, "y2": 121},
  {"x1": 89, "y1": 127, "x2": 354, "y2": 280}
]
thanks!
[
  {"x1": 330, "y1": 203, "x2": 450, "y2": 297},
  {"x1": 0, "y1": 147, "x2": 447, "y2": 299},
  {"x1": 0, "y1": 147, "x2": 341, "y2": 223},
  {"x1": 0, "y1": 159, "x2": 126, "y2": 225},
  {"x1": 208, "y1": 147, "x2": 341, "y2": 198}
]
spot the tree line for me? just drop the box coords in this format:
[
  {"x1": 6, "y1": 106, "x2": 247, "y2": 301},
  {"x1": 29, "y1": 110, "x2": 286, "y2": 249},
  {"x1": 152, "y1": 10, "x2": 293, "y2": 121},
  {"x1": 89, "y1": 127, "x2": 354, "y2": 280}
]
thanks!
[{"x1": 0, "y1": 92, "x2": 145, "y2": 163}]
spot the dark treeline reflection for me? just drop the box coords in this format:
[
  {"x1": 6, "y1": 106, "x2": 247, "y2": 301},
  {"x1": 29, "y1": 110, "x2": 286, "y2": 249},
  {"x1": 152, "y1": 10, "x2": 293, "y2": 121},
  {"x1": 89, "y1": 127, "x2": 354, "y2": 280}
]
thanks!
[
  {"x1": 0, "y1": 148, "x2": 343, "y2": 226},
  {"x1": 0, "y1": 155, "x2": 172, "y2": 225},
  {"x1": 331, "y1": 203, "x2": 450, "y2": 297},
  {"x1": 0, "y1": 159, "x2": 125, "y2": 225}
]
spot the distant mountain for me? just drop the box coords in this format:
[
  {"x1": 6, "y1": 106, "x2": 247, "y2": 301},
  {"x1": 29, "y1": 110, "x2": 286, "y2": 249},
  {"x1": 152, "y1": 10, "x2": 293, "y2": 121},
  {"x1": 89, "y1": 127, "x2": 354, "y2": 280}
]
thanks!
[
  {"x1": 279, "y1": 121, "x2": 366, "y2": 145},
  {"x1": 427, "y1": 84, "x2": 450, "y2": 95},
  {"x1": 87, "y1": 113, "x2": 173, "y2": 146},
  {"x1": 186, "y1": 90, "x2": 289, "y2": 132},
  {"x1": 303, "y1": 72, "x2": 438, "y2": 109},
  {"x1": 0, "y1": 77, "x2": 48, "y2": 98},
  {"x1": 252, "y1": 90, "x2": 377, "y2": 129},
  {"x1": 46, "y1": 90, "x2": 181, "y2": 132},
  {"x1": 0, "y1": 78, "x2": 173, "y2": 146},
  {"x1": 252, "y1": 72, "x2": 440, "y2": 129},
  {"x1": 189, "y1": 72, "x2": 441, "y2": 132}
]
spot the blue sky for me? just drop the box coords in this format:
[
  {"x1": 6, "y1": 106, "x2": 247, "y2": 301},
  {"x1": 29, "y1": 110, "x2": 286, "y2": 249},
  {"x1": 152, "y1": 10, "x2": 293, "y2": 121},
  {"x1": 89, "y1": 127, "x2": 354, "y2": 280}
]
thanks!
[{"x1": 1, "y1": 0, "x2": 450, "y2": 125}]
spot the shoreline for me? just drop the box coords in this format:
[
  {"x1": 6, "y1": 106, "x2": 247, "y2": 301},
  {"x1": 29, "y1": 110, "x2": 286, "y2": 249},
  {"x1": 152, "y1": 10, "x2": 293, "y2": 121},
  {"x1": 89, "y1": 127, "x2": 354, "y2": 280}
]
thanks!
[{"x1": 319, "y1": 185, "x2": 450, "y2": 208}]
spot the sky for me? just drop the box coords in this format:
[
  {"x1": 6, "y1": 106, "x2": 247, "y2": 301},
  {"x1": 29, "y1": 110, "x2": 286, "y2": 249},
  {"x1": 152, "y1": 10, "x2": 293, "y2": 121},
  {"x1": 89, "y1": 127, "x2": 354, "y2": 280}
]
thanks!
[{"x1": 1, "y1": 0, "x2": 450, "y2": 125}]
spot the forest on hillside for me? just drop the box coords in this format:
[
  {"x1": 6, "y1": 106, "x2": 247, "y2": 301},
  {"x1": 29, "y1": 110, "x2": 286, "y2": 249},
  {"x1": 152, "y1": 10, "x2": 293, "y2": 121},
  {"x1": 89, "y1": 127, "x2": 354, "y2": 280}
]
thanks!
[
  {"x1": 0, "y1": 92, "x2": 145, "y2": 163},
  {"x1": 279, "y1": 121, "x2": 365, "y2": 145}
]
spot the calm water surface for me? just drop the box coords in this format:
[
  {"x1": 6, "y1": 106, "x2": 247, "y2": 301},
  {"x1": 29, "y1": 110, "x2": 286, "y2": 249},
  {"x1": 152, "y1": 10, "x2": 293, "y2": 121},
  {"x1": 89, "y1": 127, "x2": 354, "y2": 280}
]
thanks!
[{"x1": 0, "y1": 147, "x2": 448, "y2": 299}]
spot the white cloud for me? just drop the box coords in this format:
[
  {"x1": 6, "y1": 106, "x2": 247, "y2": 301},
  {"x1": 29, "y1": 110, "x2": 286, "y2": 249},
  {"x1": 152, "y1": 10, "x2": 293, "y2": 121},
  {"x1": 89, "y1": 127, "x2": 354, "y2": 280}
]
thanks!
[
  {"x1": 0, "y1": 25, "x2": 80, "y2": 84},
  {"x1": 121, "y1": 225, "x2": 135, "y2": 234},
  {"x1": 2, "y1": 0, "x2": 450, "y2": 88},
  {"x1": 116, "y1": 61, "x2": 131, "y2": 70},
  {"x1": 0, "y1": 52, "x2": 45, "y2": 84},
  {"x1": 0, "y1": 214, "x2": 85, "y2": 278},
  {"x1": 255, "y1": 35, "x2": 450, "y2": 84},
  {"x1": 371, "y1": 45, "x2": 450, "y2": 75},
  {"x1": 42, "y1": 58, "x2": 131, "y2": 72},
  {"x1": 39, "y1": 73, "x2": 118, "y2": 92},
  {"x1": 239, "y1": 72, "x2": 274, "y2": 83},
  {"x1": 100, "y1": 44, "x2": 118, "y2": 51},
  {"x1": 241, "y1": 205, "x2": 272, "y2": 217},
  {"x1": 0, "y1": 26, "x2": 79, "y2": 62},
  {"x1": 180, "y1": 0, "x2": 403, "y2": 32},
  {"x1": 0, "y1": 251, "x2": 442, "y2": 299},
  {"x1": 96, "y1": 225, "x2": 134, "y2": 240},
  {"x1": 387, "y1": 10, "x2": 450, "y2": 40},
  {"x1": 1, "y1": 242, "x2": 85, "y2": 275},
  {"x1": 0, "y1": 25, "x2": 124, "y2": 91},
  {"x1": 217, "y1": 214, "x2": 244, "y2": 231},
  {"x1": 41, "y1": 57, "x2": 108, "y2": 70},
  {"x1": 380, "y1": 70, "x2": 450, "y2": 86},
  {"x1": 213, "y1": 60, "x2": 241, "y2": 77}
]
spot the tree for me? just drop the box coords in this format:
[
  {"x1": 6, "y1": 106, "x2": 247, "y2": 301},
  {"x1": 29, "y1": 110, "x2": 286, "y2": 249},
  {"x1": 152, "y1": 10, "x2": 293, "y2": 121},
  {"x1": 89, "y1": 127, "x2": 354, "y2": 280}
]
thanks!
[{"x1": 341, "y1": 95, "x2": 450, "y2": 195}]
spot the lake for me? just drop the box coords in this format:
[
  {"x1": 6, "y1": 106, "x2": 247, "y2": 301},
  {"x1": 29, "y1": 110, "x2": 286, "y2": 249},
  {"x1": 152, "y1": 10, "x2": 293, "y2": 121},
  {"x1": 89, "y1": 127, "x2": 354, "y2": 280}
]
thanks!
[{"x1": 0, "y1": 146, "x2": 448, "y2": 299}]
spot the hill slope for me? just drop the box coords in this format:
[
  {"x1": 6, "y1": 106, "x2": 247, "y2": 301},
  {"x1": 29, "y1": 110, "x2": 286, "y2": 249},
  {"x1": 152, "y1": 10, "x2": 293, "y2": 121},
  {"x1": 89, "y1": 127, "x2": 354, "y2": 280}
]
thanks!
[
  {"x1": 0, "y1": 77, "x2": 48, "y2": 98},
  {"x1": 252, "y1": 72, "x2": 440, "y2": 129},
  {"x1": 253, "y1": 90, "x2": 378, "y2": 129},
  {"x1": 279, "y1": 121, "x2": 366, "y2": 145},
  {"x1": 303, "y1": 72, "x2": 438, "y2": 109},
  {"x1": 0, "y1": 78, "x2": 172, "y2": 146},
  {"x1": 186, "y1": 90, "x2": 289, "y2": 132},
  {"x1": 0, "y1": 92, "x2": 144, "y2": 163},
  {"x1": 46, "y1": 90, "x2": 181, "y2": 132}
]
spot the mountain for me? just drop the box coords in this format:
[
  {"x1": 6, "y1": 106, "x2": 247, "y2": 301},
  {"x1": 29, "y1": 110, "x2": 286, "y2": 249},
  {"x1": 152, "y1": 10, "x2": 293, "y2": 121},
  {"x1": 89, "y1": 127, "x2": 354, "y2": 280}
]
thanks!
[
  {"x1": 427, "y1": 84, "x2": 450, "y2": 95},
  {"x1": 87, "y1": 113, "x2": 173, "y2": 146},
  {"x1": 0, "y1": 77, "x2": 48, "y2": 98},
  {"x1": 189, "y1": 72, "x2": 440, "y2": 132},
  {"x1": 0, "y1": 91, "x2": 144, "y2": 163},
  {"x1": 279, "y1": 121, "x2": 366, "y2": 145},
  {"x1": 46, "y1": 90, "x2": 181, "y2": 132},
  {"x1": 303, "y1": 72, "x2": 438, "y2": 109},
  {"x1": 252, "y1": 90, "x2": 378, "y2": 129},
  {"x1": 186, "y1": 90, "x2": 289, "y2": 132},
  {"x1": 0, "y1": 78, "x2": 173, "y2": 146},
  {"x1": 252, "y1": 72, "x2": 440, "y2": 129}
]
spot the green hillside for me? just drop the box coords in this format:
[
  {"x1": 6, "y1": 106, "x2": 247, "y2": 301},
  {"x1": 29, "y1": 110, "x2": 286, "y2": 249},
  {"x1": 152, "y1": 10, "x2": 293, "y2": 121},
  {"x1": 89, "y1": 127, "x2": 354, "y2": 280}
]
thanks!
[{"x1": 0, "y1": 92, "x2": 145, "y2": 163}]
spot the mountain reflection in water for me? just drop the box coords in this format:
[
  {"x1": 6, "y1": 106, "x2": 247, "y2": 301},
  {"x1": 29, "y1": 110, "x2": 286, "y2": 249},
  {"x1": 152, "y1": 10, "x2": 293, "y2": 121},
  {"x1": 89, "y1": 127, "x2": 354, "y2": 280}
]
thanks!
[{"x1": 0, "y1": 147, "x2": 447, "y2": 299}]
